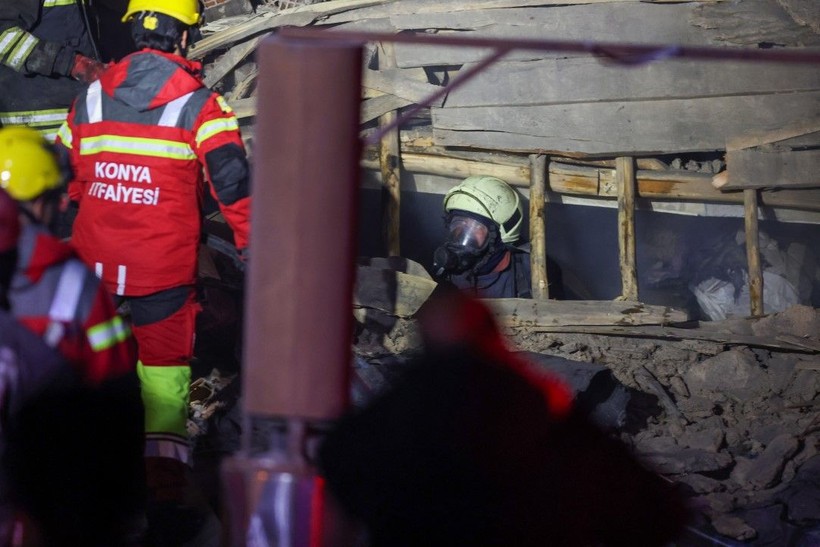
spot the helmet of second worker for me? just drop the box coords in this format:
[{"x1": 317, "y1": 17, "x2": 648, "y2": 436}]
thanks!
[
  {"x1": 443, "y1": 176, "x2": 523, "y2": 244},
  {"x1": 0, "y1": 126, "x2": 63, "y2": 203},
  {"x1": 121, "y1": 0, "x2": 201, "y2": 26}
]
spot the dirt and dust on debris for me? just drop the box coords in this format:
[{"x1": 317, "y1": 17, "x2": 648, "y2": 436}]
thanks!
[
  {"x1": 189, "y1": 243, "x2": 819, "y2": 546},
  {"x1": 350, "y1": 259, "x2": 820, "y2": 546}
]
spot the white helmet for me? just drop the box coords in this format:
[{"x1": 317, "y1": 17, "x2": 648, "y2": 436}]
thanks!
[{"x1": 443, "y1": 176, "x2": 523, "y2": 244}]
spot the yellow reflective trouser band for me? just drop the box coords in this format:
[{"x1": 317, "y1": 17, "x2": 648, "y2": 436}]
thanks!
[{"x1": 137, "y1": 360, "x2": 191, "y2": 438}]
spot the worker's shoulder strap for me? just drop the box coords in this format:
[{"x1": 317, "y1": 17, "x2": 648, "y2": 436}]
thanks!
[
  {"x1": 86, "y1": 79, "x2": 196, "y2": 128},
  {"x1": 43, "y1": 259, "x2": 86, "y2": 347}
]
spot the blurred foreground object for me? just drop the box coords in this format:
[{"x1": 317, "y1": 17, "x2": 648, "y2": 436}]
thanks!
[{"x1": 319, "y1": 286, "x2": 690, "y2": 546}]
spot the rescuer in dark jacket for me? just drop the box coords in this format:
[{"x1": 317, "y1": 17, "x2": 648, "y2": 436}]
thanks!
[
  {"x1": 432, "y1": 175, "x2": 534, "y2": 298},
  {"x1": 0, "y1": 0, "x2": 106, "y2": 142}
]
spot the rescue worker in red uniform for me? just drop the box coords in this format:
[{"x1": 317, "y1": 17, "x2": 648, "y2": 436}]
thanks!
[
  {"x1": 1, "y1": 125, "x2": 137, "y2": 386},
  {"x1": 0, "y1": 189, "x2": 70, "y2": 543},
  {"x1": 0, "y1": 0, "x2": 106, "y2": 142},
  {"x1": 0, "y1": 128, "x2": 145, "y2": 546},
  {"x1": 56, "y1": 0, "x2": 250, "y2": 541}
]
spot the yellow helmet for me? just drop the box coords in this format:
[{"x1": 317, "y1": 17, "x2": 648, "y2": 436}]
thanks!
[
  {"x1": 122, "y1": 0, "x2": 201, "y2": 26},
  {"x1": 0, "y1": 126, "x2": 63, "y2": 202}
]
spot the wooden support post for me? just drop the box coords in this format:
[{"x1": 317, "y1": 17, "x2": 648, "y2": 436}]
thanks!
[
  {"x1": 243, "y1": 35, "x2": 362, "y2": 420},
  {"x1": 744, "y1": 188, "x2": 764, "y2": 316},
  {"x1": 378, "y1": 42, "x2": 402, "y2": 257},
  {"x1": 529, "y1": 154, "x2": 549, "y2": 299},
  {"x1": 616, "y1": 156, "x2": 638, "y2": 301}
]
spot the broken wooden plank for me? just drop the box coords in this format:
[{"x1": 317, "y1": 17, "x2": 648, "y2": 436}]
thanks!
[
  {"x1": 391, "y1": 3, "x2": 717, "y2": 67},
  {"x1": 362, "y1": 94, "x2": 414, "y2": 124},
  {"x1": 203, "y1": 36, "x2": 261, "y2": 88},
  {"x1": 484, "y1": 298, "x2": 689, "y2": 328},
  {"x1": 321, "y1": 0, "x2": 650, "y2": 25},
  {"x1": 432, "y1": 91, "x2": 820, "y2": 156},
  {"x1": 363, "y1": 68, "x2": 445, "y2": 106},
  {"x1": 726, "y1": 117, "x2": 820, "y2": 151},
  {"x1": 446, "y1": 57, "x2": 820, "y2": 107},
  {"x1": 354, "y1": 265, "x2": 438, "y2": 317},
  {"x1": 526, "y1": 324, "x2": 818, "y2": 353},
  {"x1": 724, "y1": 147, "x2": 820, "y2": 190},
  {"x1": 690, "y1": 0, "x2": 820, "y2": 48},
  {"x1": 193, "y1": 0, "x2": 387, "y2": 59}
]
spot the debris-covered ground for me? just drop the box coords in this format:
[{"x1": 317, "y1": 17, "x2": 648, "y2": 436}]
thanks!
[
  {"x1": 351, "y1": 302, "x2": 820, "y2": 546},
  {"x1": 187, "y1": 243, "x2": 819, "y2": 545}
]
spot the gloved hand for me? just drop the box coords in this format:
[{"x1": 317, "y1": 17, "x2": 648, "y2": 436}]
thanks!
[{"x1": 70, "y1": 54, "x2": 107, "y2": 83}]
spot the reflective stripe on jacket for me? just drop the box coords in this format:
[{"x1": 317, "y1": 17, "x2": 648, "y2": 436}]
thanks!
[
  {"x1": 0, "y1": 0, "x2": 97, "y2": 141},
  {"x1": 58, "y1": 49, "x2": 250, "y2": 296},
  {"x1": 10, "y1": 225, "x2": 136, "y2": 385}
]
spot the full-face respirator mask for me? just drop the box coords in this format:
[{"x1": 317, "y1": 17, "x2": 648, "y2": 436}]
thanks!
[{"x1": 432, "y1": 211, "x2": 500, "y2": 278}]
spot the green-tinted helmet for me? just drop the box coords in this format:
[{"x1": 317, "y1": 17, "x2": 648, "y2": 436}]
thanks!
[{"x1": 443, "y1": 176, "x2": 523, "y2": 244}]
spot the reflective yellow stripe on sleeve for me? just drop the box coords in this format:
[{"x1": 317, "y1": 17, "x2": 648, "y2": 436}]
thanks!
[
  {"x1": 0, "y1": 108, "x2": 69, "y2": 128},
  {"x1": 79, "y1": 135, "x2": 197, "y2": 161},
  {"x1": 56, "y1": 121, "x2": 73, "y2": 148},
  {"x1": 0, "y1": 28, "x2": 24, "y2": 58},
  {"x1": 195, "y1": 117, "x2": 240, "y2": 148},
  {"x1": 43, "y1": 0, "x2": 80, "y2": 6},
  {"x1": 6, "y1": 33, "x2": 39, "y2": 71},
  {"x1": 87, "y1": 315, "x2": 131, "y2": 352}
]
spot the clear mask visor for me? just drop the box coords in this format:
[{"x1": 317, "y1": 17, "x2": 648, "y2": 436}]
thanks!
[{"x1": 446, "y1": 215, "x2": 489, "y2": 251}]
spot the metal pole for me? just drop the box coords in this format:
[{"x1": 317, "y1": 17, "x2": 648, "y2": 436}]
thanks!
[{"x1": 223, "y1": 34, "x2": 363, "y2": 547}]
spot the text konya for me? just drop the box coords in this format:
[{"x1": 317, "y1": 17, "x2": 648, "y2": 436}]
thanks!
[{"x1": 87, "y1": 162, "x2": 160, "y2": 205}]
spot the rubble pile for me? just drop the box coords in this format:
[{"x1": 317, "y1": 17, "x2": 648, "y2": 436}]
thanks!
[
  {"x1": 509, "y1": 304, "x2": 820, "y2": 544},
  {"x1": 352, "y1": 303, "x2": 820, "y2": 545}
]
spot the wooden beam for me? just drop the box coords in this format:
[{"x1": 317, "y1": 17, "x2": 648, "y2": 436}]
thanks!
[
  {"x1": 432, "y1": 91, "x2": 820, "y2": 156},
  {"x1": 192, "y1": 0, "x2": 386, "y2": 59},
  {"x1": 744, "y1": 189, "x2": 764, "y2": 317},
  {"x1": 529, "y1": 154, "x2": 549, "y2": 299},
  {"x1": 362, "y1": 150, "x2": 820, "y2": 213},
  {"x1": 401, "y1": 152, "x2": 530, "y2": 186},
  {"x1": 726, "y1": 117, "x2": 820, "y2": 151},
  {"x1": 447, "y1": 58, "x2": 820, "y2": 108},
  {"x1": 362, "y1": 67, "x2": 445, "y2": 106},
  {"x1": 528, "y1": 324, "x2": 818, "y2": 353},
  {"x1": 361, "y1": 94, "x2": 413, "y2": 124},
  {"x1": 378, "y1": 42, "x2": 402, "y2": 257},
  {"x1": 723, "y1": 147, "x2": 820, "y2": 190},
  {"x1": 203, "y1": 36, "x2": 261, "y2": 89},
  {"x1": 616, "y1": 157, "x2": 638, "y2": 301},
  {"x1": 484, "y1": 298, "x2": 690, "y2": 328},
  {"x1": 545, "y1": 162, "x2": 820, "y2": 212}
]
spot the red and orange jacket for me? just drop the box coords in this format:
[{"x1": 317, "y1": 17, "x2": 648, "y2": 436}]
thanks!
[
  {"x1": 57, "y1": 49, "x2": 250, "y2": 297},
  {"x1": 10, "y1": 225, "x2": 136, "y2": 386}
]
